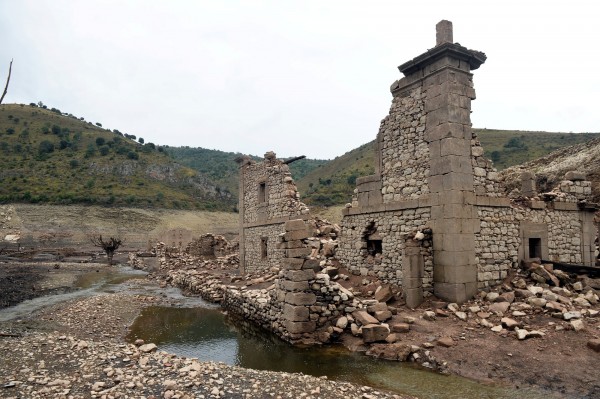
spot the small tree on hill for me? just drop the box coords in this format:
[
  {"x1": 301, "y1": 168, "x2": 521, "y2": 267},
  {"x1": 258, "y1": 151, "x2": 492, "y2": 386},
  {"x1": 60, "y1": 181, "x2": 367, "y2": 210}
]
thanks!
[{"x1": 90, "y1": 234, "x2": 122, "y2": 265}]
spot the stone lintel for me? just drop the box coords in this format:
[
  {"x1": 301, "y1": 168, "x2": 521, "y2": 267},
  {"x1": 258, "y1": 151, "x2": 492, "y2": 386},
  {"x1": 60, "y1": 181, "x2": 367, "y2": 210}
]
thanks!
[
  {"x1": 284, "y1": 219, "x2": 307, "y2": 231},
  {"x1": 474, "y1": 196, "x2": 511, "y2": 207},
  {"x1": 552, "y1": 201, "x2": 579, "y2": 211},
  {"x1": 243, "y1": 214, "x2": 310, "y2": 229},
  {"x1": 356, "y1": 174, "x2": 381, "y2": 185}
]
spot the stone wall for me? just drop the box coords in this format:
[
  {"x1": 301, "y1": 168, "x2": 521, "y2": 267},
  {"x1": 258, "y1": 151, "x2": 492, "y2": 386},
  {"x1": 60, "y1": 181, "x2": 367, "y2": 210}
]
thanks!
[
  {"x1": 471, "y1": 135, "x2": 502, "y2": 197},
  {"x1": 378, "y1": 86, "x2": 429, "y2": 202},
  {"x1": 475, "y1": 204, "x2": 589, "y2": 288},
  {"x1": 238, "y1": 152, "x2": 311, "y2": 274},
  {"x1": 337, "y1": 21, "x2": 598, "y2": 304},
  {"x1": 239, "y1": 153, "x2": 309, "y2": 225},
  {"x1": 337, "y1": 208, "x2": 432, "y2": 290},
  {"x1": 243, "y1": 223, "x2": 286, "y2": 274}
]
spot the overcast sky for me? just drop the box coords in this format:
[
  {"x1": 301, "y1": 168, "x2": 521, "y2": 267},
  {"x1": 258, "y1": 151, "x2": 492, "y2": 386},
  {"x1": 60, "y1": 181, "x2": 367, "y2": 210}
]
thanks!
[{"x1": 1, "y1": 1, "x2": 598, "y2": 159}]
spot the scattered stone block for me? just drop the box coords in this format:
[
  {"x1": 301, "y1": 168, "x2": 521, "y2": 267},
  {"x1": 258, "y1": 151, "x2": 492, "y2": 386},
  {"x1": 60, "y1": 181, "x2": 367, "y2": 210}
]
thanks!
[
  {"x1": 423, "y1": 311, "x2": 436, "y2": 321},
  {"x1": 436, "y1": 337, "x2": 455, "y2": 347},
  {"x1": 454, "y1": 311, "x2": 467, "y2": 321},
  {"x1": 501, "y1": 317, "x2": 519, "y2": 330},
  {"x1": 391, "y1": 323, "x2": 410, "y2": 333},
  {"x1": 362, "y1": 324, "x2": 390, "y2": 343},
  {"x1": 563, "y1": 311, "x2": 581, "y2": 321},
  {"x1": 374, "y1": 310, "x2": 392, "y2": 322},
  {"x1": 374, "y1": 286, "x2": 394, "y2": 303},
  {"x1": 489, "y1": 302, "x2": 510, "y2": 314},
  {"x1": 570, "y1": 319, "x2": 585, "y2": 331},
  {"x1": 527, "y1": 297, "x2": 547, "y2": 308},
  {"x1": 352, "y1": 310, "x2": 379, "y2": 326},
  {"x1": 587, "y1": 339, "x2": 600, "y2": 352}
]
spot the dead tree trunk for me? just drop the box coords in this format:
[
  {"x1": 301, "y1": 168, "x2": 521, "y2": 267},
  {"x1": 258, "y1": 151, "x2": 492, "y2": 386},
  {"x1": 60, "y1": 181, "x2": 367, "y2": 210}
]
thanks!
[
  {"x1": 0, "y1": 59, "x2": 13, "y2": 105},
  {"x1": 90, "y1": 235, "x2": 123, "y2": 265}
]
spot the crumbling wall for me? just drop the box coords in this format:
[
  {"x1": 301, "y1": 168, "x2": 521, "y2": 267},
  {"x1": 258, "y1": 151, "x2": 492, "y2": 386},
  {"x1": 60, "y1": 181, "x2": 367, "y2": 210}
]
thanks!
[
  {"x1": 185, "y1": 233, "x2": 235, "y2": 258},
  {"x1": 379, "y1": 86, "x2": 430, "y2": 202},
  {"x1": 238, "y1": 152, "x2": 311, "y2": 274},
  {"x1": 243, "y1": 224, "x2": 285, "y2": 273},
  {"x1": 337, "y1": 208, "x2": 432, "y2": 290},
  {"x1": 471, "y1": 135, "x2": 502, "y2": 197},
  {"x1": 240, "y1": 152, "x2": 309, "y2": 224},
  {"x1": 475, "y1": 204, "x2": 589, "y2": 288}
]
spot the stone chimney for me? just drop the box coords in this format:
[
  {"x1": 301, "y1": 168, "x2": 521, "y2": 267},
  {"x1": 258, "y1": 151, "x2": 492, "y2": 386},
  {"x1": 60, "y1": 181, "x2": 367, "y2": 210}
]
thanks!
[{"x1": 436, "y1": 20, "x2": 453, "y2": 46}]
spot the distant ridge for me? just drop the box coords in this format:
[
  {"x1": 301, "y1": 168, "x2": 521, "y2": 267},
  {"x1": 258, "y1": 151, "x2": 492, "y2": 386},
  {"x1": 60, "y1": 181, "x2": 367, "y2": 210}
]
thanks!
[{"x1": 0, "y1": 103, "x2": 235, "y2": 210}]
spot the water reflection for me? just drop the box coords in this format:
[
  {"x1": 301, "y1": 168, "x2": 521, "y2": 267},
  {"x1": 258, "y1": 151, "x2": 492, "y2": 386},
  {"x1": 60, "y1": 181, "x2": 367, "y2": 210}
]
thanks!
[{"x1": 127, "y1": 306, "x2": 561, "y2": 399}]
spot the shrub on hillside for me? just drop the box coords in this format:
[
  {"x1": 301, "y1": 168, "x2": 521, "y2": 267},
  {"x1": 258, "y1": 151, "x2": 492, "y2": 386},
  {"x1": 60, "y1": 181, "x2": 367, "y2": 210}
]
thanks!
[{"x1": 38, "y1": 140, "x2": 55, "y2": 154}]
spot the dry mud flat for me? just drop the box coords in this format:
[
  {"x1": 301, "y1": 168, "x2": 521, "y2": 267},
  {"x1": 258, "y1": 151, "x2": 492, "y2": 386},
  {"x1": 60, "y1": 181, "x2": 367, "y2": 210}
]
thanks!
[
  {"x1": 0, "y1": 280, "x2": 409, "y2": 399},
  {"x1": 0, "y1": 262, "x2": 107, "y2": 309}
]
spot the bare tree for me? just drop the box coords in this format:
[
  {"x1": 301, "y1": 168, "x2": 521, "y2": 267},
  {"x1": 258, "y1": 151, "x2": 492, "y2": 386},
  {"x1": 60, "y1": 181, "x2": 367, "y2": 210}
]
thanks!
[
  {"x1": 90, "y1": 234, "x2": 123, "y2": 265},
  {"x1": 0, "y1": 59, "x2": 12, "y2": 105}
]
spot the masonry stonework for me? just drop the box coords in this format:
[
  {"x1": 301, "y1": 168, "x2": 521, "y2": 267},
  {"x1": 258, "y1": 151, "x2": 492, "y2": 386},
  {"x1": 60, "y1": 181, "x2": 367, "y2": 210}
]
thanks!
[
  {"x1": 237, "y1": 152, "x2": 310, "y2": 273},
  {"x1": 239, "y1": 20, "x2": 598, "y2": 307},
  {"x1": 337, "y1": 20, "x2": 598, "y2": 304}
]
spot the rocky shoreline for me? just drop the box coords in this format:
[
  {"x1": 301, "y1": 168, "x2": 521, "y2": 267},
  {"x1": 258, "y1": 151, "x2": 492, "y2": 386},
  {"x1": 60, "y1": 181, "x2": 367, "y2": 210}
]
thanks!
[{"x1": 0, "y1": 267, "x2": 410, "y2": 399}]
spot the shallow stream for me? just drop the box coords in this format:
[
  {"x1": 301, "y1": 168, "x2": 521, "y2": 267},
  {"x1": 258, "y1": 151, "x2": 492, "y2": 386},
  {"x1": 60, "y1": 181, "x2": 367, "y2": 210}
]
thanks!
[
  {"x1": 0, "y1": 265, "x2": 147, "y2": 322},
  {"x1": 126, "y1": 305, "x2": 559, "y2": 399}
]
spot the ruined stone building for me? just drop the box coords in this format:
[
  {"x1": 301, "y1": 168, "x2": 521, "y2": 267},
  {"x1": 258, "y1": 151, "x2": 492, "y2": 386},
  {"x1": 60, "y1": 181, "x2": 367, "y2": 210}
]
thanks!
[
  {"x1": 238, "y1": 21, "x2": 597, "y2": 306},
  {"x1": 236, "y1": 152, "x2": 311, "y2": 274}
]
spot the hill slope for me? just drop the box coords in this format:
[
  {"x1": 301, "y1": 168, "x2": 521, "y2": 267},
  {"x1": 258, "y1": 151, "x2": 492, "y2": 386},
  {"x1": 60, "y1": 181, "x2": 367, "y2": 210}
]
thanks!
[
  {"x1": 296, "y1": 130, "x2": 600, "y2": 206},
  {"x1": 168, "y1": 146, "x2": 328, "y2": 198},
  {"x1": 0, "y1": 104, "x2": 234, "y2": 210}
]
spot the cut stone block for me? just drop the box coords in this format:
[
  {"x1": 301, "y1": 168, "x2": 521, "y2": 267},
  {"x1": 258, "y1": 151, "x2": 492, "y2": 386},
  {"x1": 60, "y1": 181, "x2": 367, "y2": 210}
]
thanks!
[
  {"x1": 283, "y1": 304, "x2": 309, "y2": 322},
  {"x1": 285, "y1": 219, "x2": 307, "y2": 231},
  {"x1": 285, "y1": 292, "x2": 317, "y2": 306},
  {"x1": 352, "y1": 310, "x2": 379, "y2": 326},
  {"x1": 362, "y1": 324, "x2": 390, "y2": 343}
]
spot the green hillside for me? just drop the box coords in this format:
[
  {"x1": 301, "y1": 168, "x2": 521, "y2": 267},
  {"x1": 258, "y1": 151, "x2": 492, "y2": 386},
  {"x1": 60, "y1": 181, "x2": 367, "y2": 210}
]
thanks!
[
  {"x1": 168, "y1": 146, "x2": 328, "y2": 198},
  {"x1": 296, "y1": 129, "x2": 600, "y2": 206},
  {"x1": 0, "y1": 103, "x2": 234, "y2": 210},
  {"x1": 296, "y1": 142, "x2": 375, "y2": 207},
  {"x1": 476, "y1": 129, "x2": 600, "y2": 170}
]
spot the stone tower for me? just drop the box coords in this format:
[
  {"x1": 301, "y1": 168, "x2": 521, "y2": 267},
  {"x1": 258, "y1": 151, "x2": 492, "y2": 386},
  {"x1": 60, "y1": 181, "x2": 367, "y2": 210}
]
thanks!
[{"x1": 397, "y1": 20, "x2": 486, "y2": 302}]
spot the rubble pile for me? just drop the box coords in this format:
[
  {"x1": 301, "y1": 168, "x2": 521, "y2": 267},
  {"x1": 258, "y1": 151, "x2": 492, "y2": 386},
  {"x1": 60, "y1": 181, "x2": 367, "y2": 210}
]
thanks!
[
  {"x1": 304, "y1": 217, "x2": 342, "y2": 259},
  {"x1": 185, "y1": 234, "x2": 238, "y2": 258}
]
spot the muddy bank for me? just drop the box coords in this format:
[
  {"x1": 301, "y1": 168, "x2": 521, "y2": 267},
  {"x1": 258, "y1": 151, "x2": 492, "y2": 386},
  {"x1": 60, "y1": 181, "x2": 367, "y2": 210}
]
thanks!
[{"x1": 0, "y1": 261, "x2": 111, "y2": 309}]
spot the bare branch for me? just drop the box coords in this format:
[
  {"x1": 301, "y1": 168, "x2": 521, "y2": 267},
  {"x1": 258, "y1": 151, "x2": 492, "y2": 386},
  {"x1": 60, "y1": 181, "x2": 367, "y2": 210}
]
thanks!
[
  {"x1": 89, "y1": 234, "x2": 123, "y2": 265},
  {"x1": 0, "y1": 59, "x2": 13, "y2": 105}
]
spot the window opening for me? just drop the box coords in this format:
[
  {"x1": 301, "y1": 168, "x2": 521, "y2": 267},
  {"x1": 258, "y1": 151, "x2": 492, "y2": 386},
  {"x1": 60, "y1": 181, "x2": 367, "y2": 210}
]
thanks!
[
  {"x1": 260, "y1": 237, "x2": 268, "y2": 259},
  {"x1": 367, "y1": 237, "x2": 383, "y2": 255},
  {"x1": 363, "y1": 222, "x2": 382, "y2": 256},
  {"x1": 529, "y1": 237, "x2": 542, "y2": 259},
  {"x1": 258, "y1": 182, "x2": 266, "y2": 203}
]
